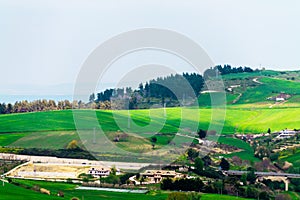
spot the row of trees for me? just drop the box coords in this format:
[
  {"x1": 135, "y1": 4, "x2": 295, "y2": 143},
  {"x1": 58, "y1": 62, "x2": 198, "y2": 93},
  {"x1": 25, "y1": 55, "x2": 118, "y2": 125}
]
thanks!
[
  {"x1": 0, "y1": 100, "x2": 79, "y2": 114},
  {"x1": 214, "y1": 65, "x2": 254, "y2": 75}
]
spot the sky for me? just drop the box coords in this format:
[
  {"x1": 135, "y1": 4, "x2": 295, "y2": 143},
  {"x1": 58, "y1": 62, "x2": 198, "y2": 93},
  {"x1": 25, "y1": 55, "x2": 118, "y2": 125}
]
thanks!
[{"x1": 0, "y1": 0, "x2": 300, "y2": 98}]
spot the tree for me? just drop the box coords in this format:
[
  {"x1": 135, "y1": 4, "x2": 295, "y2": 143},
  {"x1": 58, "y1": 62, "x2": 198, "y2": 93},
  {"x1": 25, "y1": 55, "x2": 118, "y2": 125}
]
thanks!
[
  {"x1": 197, "y1": 129, "x2": 207, "y2": 139},
  {"x1": 259, "y1": 191, "x2": 270, "y2": 200},
  {"x1": 194, "y1": 157, "x2": 204, "y2": 174},
  {"x1": 187, "y1": 148, "x2": 199, "y2": 160},
  {"x1": 101, "y1": 174, "x2": 120, "y2": 185},
  {"x1": 144, "y1": 82, "x2": 150, "y2": 97},
  {"x1": 220, "y1": 158, "x2": 230, "y2": 170},
  {"x1": 111, "y1": 165, "x2": 117, "y2": 175},
  {"x1": 161, "y1": 178, "x2": 173, "y2": 190},
  {"x1": 0, "y1": 103, "x2": 6, "y2": 114},
  {"x1": 6, "y1": 103, "x2": 13, "y2": 114},
  {"x1": 213, "y1": 180, "x2": 224, "y2": 194},
  {"x1": 202, "y1": 155, "x2": 212, "y2": 167},
  {"x1": 89, "y1": 93, "x2": 95, "y2": 102},
  {"x1": 246, "y1": 170, "x2": 256, "y2": 184},
  {"x1": 139, "y1": 83, "x2": 144, "y2": 95},
  {"x1": 255, "y1": 146, "x2": 270, "y2": 159},
  {"x1": 241, "y1": 173, "x2": 247, "y2": 185},
  {"x1": 151, "y1": 136, "x2": 157, "y2": 149}
]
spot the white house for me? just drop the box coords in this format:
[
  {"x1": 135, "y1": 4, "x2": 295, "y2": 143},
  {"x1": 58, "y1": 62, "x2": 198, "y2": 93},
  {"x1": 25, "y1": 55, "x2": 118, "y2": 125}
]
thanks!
[
  {"x1": 140, "y1": 170, "x2": 184, "y2": 183},
  {"x1": 275, "y1": 129, "x2": 296, "y2": 140},
  {"x1": 88, "y1": 167, "x2": 111, "y2": 177}
]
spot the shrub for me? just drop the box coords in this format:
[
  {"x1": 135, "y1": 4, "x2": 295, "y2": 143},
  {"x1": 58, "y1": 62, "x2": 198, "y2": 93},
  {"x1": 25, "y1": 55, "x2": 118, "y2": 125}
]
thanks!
[{"x1": 275, "y1": 194, "x2": 291, "y2": 200}]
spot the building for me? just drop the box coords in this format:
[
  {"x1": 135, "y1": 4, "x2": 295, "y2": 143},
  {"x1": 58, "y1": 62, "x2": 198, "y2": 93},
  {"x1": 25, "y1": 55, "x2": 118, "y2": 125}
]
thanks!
[
  {"x1": 275, "y1": 129, "x2": 296, "y2": 140},
  {"x1": 88, "y1": 167, "x2": 111, "y2": 178},
  {"x1": 267, "y1": 93, "x2": 291, "y2": 101},
  {"x1": 140, "y1": 170, "x2": 183, "y2": 183}
]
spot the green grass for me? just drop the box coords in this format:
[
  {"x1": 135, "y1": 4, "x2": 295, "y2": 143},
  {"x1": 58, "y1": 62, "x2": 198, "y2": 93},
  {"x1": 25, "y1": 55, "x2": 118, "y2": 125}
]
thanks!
[
  {"x1": 5, "y1": 180, "x2": 168, "y2": 200},
  {"x1": 198, "y1": 92, "x2": 239, "y2": 106},
  {"x1": 0, "y1": 181, "x2": 63, "y2": 200},
  {"x1": 0, "y1": 110, "x2": 76, "y2": 133},
  {"x1": 238, "y1": 77, "x2": 300, "y2": 104},
  {"x1": 284, "y1": 191, "x2": 300, "y2": 200},
  {"x1": 210, "y1": 136, "x2": 259, "y2": 162},
  {"x1": 9, "y1": 131, "x2": 80, "y2": 149},
  {"x1": 0, "y1": 133, "x2": 28, "y2": 146},
  {"x1": 1, "y1": 107, "x2": 300, "y2": 136},
  {"x1": 281, "y1": 151, "x2": 300, "y2": 166},
  {"x1": 209, "y1": 136, "x2": 252, "y2": 151},
  {"x1": 201, "y1": 193, "x2": 252, "y2": 200},
  {"x1": 2, "y1": 179, "x2": 254, "y2": 200},
  {"x1": 223, "y1": 150, "x2": 260, "y2": 162},
  {"x1": 220, "y1": 70, "x2": 279, "y2": 80}
]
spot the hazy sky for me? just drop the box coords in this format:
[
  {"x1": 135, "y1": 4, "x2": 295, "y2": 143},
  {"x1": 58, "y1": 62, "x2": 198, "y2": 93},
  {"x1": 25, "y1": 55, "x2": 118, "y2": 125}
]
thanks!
[{"x1": 1, "y1": 0, "x2": 300, "y2": 95}]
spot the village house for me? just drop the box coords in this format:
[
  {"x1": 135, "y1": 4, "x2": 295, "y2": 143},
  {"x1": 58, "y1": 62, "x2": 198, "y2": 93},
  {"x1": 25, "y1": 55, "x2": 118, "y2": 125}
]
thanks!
[
  {"x1": 274, "y1": 129, "x2": 296, "y2": 140},
  {"x1": 140, "y1": 170, "x2": 184, "y2": 183},
  {"x1": 88, "y1": 167, "x2": 111, "y2": 178},
  {"x1": 267, "y1": 93, "x2": 291, "y2": 101}
]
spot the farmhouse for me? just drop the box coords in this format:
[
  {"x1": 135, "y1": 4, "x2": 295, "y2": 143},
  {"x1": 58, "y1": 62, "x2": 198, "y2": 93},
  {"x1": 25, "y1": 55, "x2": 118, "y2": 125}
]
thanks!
[
  {"x1": 267, "y1": 93, "x2": 291, "y2": 101},
  {"x1": 140, "y1": 170, "x2": 183, "y2": 183},
  {"x1": 88, "y1": 167, "x2": 111, "y2": 178},
  {"x1": 275, "y1": 129, "x2": 296, "y2": 140}
]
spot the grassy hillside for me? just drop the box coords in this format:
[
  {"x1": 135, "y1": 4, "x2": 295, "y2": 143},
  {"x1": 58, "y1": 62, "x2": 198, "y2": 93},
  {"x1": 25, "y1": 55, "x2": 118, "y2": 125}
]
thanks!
[
  {"x1": 238, "y1": 77, "x2": 300, "y2": 104},
  {"x1": 0, "y1": 107, "x2": 299, "y2": 136}
]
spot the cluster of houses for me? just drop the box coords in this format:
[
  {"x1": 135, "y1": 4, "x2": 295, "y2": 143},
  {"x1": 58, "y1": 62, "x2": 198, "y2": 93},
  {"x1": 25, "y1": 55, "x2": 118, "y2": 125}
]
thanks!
[
  {"x1": 235, "y1": 133, "x2": 269, "y2": 142},
  {"x1": 267, "y1": 93, "x2": 291, "y2": 101},
  {"x1": 87, "y1": 167, "x2": 184, "y2": 184},
  {"x1": 274, "y1": 129, "x2": 297, "y2": 140},
  {"x1": 235, "y1": 129, "x2": 298, "y2": 143},
  {"x1": 140, "y1": 170, "x2": 184, "y2": 183}
]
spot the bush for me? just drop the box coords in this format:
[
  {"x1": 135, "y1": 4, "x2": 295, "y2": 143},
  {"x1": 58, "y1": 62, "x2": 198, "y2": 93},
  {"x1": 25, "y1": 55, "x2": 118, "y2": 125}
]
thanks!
[
  {"x1": 167, "y1": 192, "x2": 201, "y2": 200},
  {"x1": 259, "y1": 191, "x2": 270, "y2": 200},
  {"x1": 161, "y1": 178, "x2": 204, "y2": 192},
  {"x1": 57, "y1": 191, "x2": 64, "y2": 197},
  {"x1": 119, "y1": 173, "x2": 135, "y2": 184},
  {"x1": 32, "y1": 185, "x2": 40, "y2": 192},
  {"x1": 167, "y1": 192, "x2": 188, "y2": 200},
  {"x1": 246, "y1": 186, "x2": 259, "y2": 198},
  {"x1": 66, "y1": 178, "x2": 73, "y2": 183},
  {"x1": 275, "y1": 194, "x2": 291, "y2": 200},
  {"x1": 270, "y1": 153, "x2": 279, "y2": 161}
]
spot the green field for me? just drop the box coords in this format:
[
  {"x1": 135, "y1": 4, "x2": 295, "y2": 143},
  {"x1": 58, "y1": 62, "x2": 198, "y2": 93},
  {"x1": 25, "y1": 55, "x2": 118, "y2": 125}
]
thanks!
[
  {"x1": 237, "y1": 77, "x2": 300, "y2": 104},
  {"x1": 0, "y1": 106, "x2": 298, "y2": 163},
  {"x1": 0, "y1": 107, "x2": 299, "y2": 135},
  {"x1": 281, "y1": 150, "x2": 300, "y2": 166},
  {"x1": 0, "y1": 179, "x2": 253, "y2": 200}
]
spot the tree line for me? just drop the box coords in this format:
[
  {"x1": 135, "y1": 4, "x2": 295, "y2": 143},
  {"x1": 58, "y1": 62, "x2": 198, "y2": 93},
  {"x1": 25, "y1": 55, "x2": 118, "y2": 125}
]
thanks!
[
  {"x1": 0, "y1": 99, "x2": 86, "y2": 114},
  {"x1": 96, "y1": 73, "x2": 205, "y2": 103},
  {"x1": 95, "y1": 65, "x2": 256, "y2": 107},
  {"x1": 0, "y1": 65, "x2": 256, "y2": 114},
  {"x1": 215, "y1": 64, "x2": 254, "y2": 75}
]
